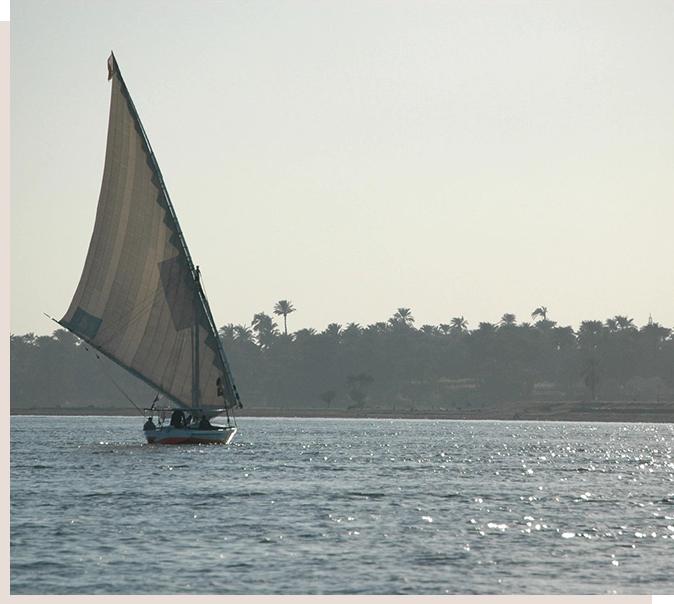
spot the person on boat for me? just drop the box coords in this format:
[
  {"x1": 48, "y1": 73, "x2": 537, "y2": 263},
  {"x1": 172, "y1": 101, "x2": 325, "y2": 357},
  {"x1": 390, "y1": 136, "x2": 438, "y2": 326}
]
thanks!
[
  {"x1": 199, "y1": 415, "x2": 213, "y2": 430},
  {"x1": 170, "y1": 409, "x2": 186, "y2": 428},
  {"x1": 143, "y1": 417, "x2": 156, "y2": 431}
]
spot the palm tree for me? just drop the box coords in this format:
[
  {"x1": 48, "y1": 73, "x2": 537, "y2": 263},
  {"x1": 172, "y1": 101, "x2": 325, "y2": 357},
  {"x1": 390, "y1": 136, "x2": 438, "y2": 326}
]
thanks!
[
  {"x1": 365, "y1": 322, "x2": 389, "y2": 335},
  {"x1": 615, "y1": 315, "x2": 635, "y2": 331},
  {"x1": 531, "y1": 306, "x2": 548, "y2": 322},
  {"x1": 499, "y1": 313, "x2": 517, "y2": 327},
  {"x1": 420, "y1": 324, "x2": 438, "y2": 336},
  {"x1": 22, "y1": 332, "x2": 37, "y2": 346},
  {"x1": 273, "y1": 300, "x2": 296, "y2": 335},
  {"x1": 294, "y1": 328, "x2": 317, "y2": 343},
  {"x1": 392, "y1": 307, "x2": 415, "y2": 327},
  {"x1": 233, "y1": 324, "x2": 254, "y2": 343},
  {"x1": 343, "y1": 322, "x2": 363, "y2": 340},
  {"x1": 438, "y1": 323, "x2": 451, "y2": 335},
  {"x1": 321, "y1": 323, "x2": 342, "y2": 340},
  {"x1": 218, "y1": 323, "x2": 236, "y2": 341},
  {"x1": 577, "y1": 320, "x2": 604, "y2": 352},
  {"x1": 605, "y1": 318, "x2": 619, "y2": 333},
  {"x1": 450, "y1": 316, "x2": 468, "y2": 333},
  {"x1": 252, "y1": 312, "x2": 278, "y2": 348},
  {"x1": 252, "y1": 312, "x2": 275, "y2": 332},
  {"x1": 477, "y1": 322, "x2": 496, "y2": 334}
]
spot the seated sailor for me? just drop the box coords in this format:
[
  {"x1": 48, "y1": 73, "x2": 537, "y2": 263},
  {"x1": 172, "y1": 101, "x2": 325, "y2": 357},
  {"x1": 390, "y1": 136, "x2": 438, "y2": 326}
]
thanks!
[{"x1": 170, "y1": 409, "x2": 186, "y2": 428}]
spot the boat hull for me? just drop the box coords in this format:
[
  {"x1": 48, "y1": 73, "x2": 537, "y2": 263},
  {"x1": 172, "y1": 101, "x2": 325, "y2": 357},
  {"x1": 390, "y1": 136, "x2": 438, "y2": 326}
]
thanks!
[{"x1": 144, "y1": 426, "x2": 237, "y2": 445}]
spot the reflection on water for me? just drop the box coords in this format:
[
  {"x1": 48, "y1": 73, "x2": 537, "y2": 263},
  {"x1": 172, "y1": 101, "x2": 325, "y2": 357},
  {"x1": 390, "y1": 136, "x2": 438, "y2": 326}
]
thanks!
[{"x1": 10, "y1": 416, "x2": 674, "y2": 594}]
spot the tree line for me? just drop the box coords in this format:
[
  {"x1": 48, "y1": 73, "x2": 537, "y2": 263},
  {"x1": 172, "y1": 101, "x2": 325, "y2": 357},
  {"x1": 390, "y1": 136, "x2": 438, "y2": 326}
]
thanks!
[{"x1": 10, "y1": 303, "x2": 674, "y2": 413}]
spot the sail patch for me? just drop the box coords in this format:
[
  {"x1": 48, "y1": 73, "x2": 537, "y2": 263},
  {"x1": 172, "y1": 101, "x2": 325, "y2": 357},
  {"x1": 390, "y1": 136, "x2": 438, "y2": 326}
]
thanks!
[{"x1": 66, "y1": 307, "x2": 103, "y2": 340}]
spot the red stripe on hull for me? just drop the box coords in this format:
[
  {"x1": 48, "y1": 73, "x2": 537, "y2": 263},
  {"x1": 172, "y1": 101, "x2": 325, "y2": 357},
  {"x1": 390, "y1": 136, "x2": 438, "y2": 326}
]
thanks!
[{"x1": 144, "y1": 428, "x2": 236, "y2": 445}]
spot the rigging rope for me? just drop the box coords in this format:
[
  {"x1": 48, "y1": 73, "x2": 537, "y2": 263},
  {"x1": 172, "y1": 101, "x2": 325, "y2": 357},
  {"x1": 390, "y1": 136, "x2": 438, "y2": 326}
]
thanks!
[{"x1": 87, "y1": 347, "x2": 146, "y2": 417}]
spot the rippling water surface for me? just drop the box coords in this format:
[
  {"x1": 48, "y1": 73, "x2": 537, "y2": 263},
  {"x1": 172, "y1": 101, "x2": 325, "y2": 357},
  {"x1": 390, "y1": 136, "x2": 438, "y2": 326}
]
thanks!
[{"x1": 10, "y1": 415, "x2": 674, "y2": 594}]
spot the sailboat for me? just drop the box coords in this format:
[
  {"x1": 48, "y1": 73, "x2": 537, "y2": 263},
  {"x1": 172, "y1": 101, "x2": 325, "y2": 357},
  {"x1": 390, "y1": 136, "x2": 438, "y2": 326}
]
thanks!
[{"x1": 56, "y1": 53, "x2": 243, "y2": 444}]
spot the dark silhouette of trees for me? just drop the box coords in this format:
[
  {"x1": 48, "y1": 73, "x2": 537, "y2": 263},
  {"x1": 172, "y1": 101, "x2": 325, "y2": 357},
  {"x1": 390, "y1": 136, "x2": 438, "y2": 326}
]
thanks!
[
  {"x1": 10, "y1": 330, "x2": 153, "y2": 412},
  {"x1": 10, "y1": 310, "x2": 674, "y2": 413},
  {"x1": 581, "y1": 357, "x2": 602, "y2": 401},
  {"x1": 347, "y1": 373, "x2": 374, "y2": 409}
]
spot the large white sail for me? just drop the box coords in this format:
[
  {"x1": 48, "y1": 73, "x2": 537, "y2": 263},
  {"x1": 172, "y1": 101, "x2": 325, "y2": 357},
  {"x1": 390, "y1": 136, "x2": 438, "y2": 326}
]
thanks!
[{"x1": 60, "y1": 54, "x2": 241, "y2": 415}]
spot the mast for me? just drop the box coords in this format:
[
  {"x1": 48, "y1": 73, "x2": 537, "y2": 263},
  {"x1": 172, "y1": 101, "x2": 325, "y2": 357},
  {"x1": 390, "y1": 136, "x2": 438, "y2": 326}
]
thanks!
[{"x1": 193, "y1": 272, "x2": 201, "y2": 407}]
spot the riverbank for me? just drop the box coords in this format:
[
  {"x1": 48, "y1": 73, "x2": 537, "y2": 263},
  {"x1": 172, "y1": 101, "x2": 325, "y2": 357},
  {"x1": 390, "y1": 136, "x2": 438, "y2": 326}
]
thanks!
[{"x1": 11, "y1": 399, "x2": 674, "y2": 423}]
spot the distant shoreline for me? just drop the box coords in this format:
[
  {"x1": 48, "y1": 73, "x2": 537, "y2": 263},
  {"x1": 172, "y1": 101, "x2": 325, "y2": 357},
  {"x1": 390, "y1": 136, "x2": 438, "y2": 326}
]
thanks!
[{"x1": 10, "y1": 399, "x2": 674, "y2": 424}]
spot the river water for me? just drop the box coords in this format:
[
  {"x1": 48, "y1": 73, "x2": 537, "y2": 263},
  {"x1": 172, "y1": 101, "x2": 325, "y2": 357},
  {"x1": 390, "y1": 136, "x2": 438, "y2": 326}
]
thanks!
[{"x1": 9, "y1": 415, "x2": 674, "y2": 594}]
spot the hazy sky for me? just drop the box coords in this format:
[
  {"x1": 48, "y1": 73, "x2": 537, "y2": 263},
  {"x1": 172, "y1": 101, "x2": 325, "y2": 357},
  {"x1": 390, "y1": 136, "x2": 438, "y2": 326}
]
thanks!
[{"x1": 11, "y1": 0, "x2": 674, "y2": 337}]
